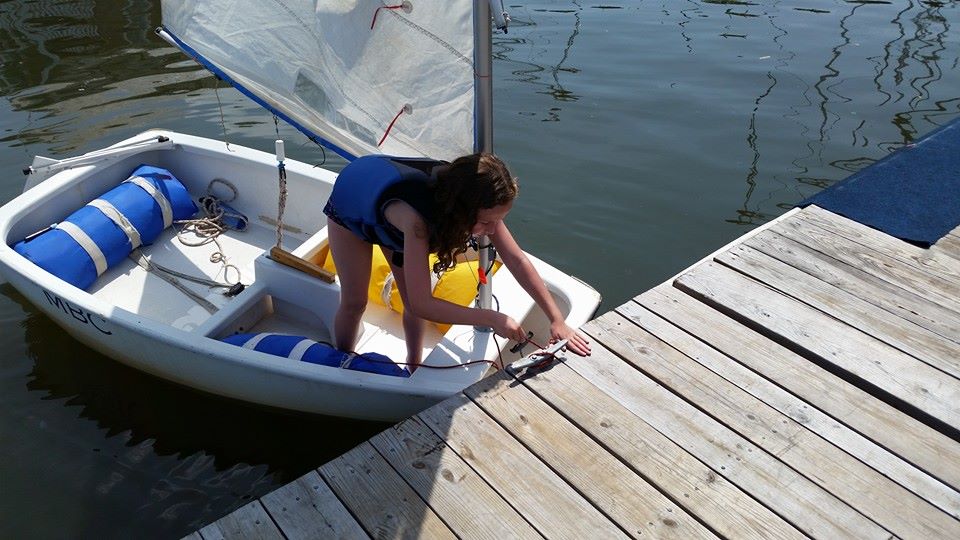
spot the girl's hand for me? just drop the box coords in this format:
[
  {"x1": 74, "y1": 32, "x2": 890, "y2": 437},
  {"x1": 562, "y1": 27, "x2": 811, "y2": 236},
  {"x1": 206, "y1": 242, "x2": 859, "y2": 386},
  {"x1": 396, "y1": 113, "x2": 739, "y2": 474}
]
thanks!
[
  {"x1": 550, "y1": 320, "x2": 591, "y2": 356},
  {"x1": 493, "y1": 313, "x2": 527, "y2": 343}
]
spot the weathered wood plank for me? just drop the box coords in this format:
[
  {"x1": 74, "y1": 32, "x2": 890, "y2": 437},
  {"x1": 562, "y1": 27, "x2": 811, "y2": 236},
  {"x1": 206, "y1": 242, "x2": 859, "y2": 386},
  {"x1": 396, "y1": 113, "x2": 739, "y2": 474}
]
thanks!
[
  {"x1": 674, "y1": 261, "x2": 960, "y2": 429},
  {"x1": 719, "y1": 242, "x2": 960, "y2": 379},
  {"x1": 464, "y1": 370, "x2": 717, "y2": 540},
  {"x1": 640, "y1": 285, "x2": 960, "y2": 492},
  {"x1": 259, "y1": 470, "x2": 368, "y2": 540},
  {"x1": 417, "y1": 393, "x2": 629, "y2": 540},
  {"x1": 773, "y1": 210, "x2": 960, "y2": 314},
  {"x1": 932, "y1": 234, "x2": 960, "y2": 262},
  {"x1": 509, "y1": 357, "x2": 805, "y2": 540},
  {"x1": 797, "y1": 206, "x2": 960, "y2": 288},
  {"x1": 745, "y1": 229, "x2": 960, "y2": 345},
  {"x1": 369, "y1": 417, "x2": 542, "y2": 539},
  {"x1": 197, "y1": 501, "x2": 283, "y2": 540},
  {"x1": 613, "y1": 301, "x2": 960, "y2": 530},
  {"x1": 319, "y1": 442, "x2": 456, "y2": 540},
  {"x1": 567, "y1": 328, "x2": 890, "y2": 539}
]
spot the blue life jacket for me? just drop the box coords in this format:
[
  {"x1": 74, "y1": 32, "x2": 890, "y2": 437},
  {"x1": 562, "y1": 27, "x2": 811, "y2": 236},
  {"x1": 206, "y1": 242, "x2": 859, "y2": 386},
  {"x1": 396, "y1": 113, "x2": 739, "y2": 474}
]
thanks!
[{"x1": 326, "y1": 155, "x2": 441, "y2": 253}]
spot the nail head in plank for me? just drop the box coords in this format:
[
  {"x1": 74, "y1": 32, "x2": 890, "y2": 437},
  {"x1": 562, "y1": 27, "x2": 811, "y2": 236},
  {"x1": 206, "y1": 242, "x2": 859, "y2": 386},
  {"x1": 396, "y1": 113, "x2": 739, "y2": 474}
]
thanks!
[
  {"x1": 571, "y1": 328, "x2": 892, "y2": 539},
  {"x1": 675, "y1": 261, "x2": 960, "y2": 429},
  {"x1": 259, "y1": 470, "x2": 367, "y2": 540},
  {"x1": 196, "y1": 500, "x2": 283, "y2": 540},
  {"x1": 609, "y1": 303, "x2": 960, "y2": 533},
  {"x1": 773, "y1": 210, "x2": 960, "y2": 313},
  {"x1": 718, "y1": 242, "x2": 960, "y2": 379},
  {"x1": 513, "y1": 357, "x2": 805, "y2": 539},
  {"x1": 797, "y1": 206, "x2": 960, "y2": 286},
  {"x1": 369, "y1": 417, "x2": 542, "y2": 539},
  {"x1": 641, "y1": 285, "x2": 960, "y2": 491},
  {"x1": 744, "y1": 229, "x2": 960, "y2": 346},
  {"x1": 417, "y1": 393, "x2": 629, "y2": 540},
  {"x1": 465, "y1": 370, "x2": 717, "y2": 539},
  {"x1": 319, "y1": 442, "x2": 456, "y2": 540}
]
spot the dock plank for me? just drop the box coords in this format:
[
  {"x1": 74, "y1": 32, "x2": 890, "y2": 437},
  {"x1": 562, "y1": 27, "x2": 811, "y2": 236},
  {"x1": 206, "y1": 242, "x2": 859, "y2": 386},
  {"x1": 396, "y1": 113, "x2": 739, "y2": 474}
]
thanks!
[
  {"x1": 640, "y1": 285, "x2": 960, "y2": 493},
  {"x1": 935, "y1": 233, "x2": 960, "y2": 259},
  {"x1": 674, "y1": 261, "x2": 960, "y2": 429},
  {"x1": 197, "y1": 501, "x2": 283, "y2": 540},
  {"x1": 745, "y1": 229, "x2": 960, "y2": 346},
  {"x1": 570, "y1": 324, "x2": 890, "y2": 539},
  {"x1": 509, "y1": 357, "x2": 805, "y2": 540},
  {"x1": 417, "y1": 393, "x2": 629, "y2": 540},
  {"x1": 259, "y1": 470, "x2": 368, "y2": 540},
  {"x1": 718, "y1": 242, "x2": 960, "y2": 379},
  {"x1": 319, "y1": 442, "x2": 456, "y2": 540},
  {"x1": 773, "y1": 210, "x2": 960, "y2": 314},
  {"x1": 369, "y1": 417, "x2": 542, "y2": 539},
  {"x1": 611, "y1": 301, "x2": 960, "y2": 532},
  {"x1": 464, "y1": 370, "x2": 717, "y2": 540},
  {"x1": 799, "y1": 206, "x2": 960, "y2": 287}
]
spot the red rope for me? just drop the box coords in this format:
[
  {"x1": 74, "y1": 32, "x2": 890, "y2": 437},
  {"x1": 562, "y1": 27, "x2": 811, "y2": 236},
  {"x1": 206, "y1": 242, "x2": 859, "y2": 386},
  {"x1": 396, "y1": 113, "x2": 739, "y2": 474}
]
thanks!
[
  {"x1": 378, "y1": 106, "x2": 407, "y2": 147},
  {"x1": 371, "y1": 4, "x2": 405, "y2": 29}
]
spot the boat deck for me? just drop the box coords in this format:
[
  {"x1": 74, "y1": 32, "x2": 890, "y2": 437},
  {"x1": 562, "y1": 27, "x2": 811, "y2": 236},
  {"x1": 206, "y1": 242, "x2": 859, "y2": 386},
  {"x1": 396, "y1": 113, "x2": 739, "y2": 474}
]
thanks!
[
  {"x1": 186, "y1": 205, "x2": 960, "y2": 539},
  {"x1": 88, "y1": 220, "x2": 298, "y2": 330}
]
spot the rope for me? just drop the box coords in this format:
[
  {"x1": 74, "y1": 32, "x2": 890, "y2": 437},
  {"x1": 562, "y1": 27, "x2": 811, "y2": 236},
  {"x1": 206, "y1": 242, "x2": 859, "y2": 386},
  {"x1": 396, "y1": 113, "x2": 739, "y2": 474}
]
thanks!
[
  {"x1": 171, "y1": 179, "x2": 245, "y2": 286},
  {"x1": 378, "y1": 104, "x2": 411, "y2": 147},
  {"x1": 213, "y1": 78, "x2": 232, "y2": 152},
  {"x1": 370, "y1": 3, "x2": 406, "y2": 29},
  {"x1": 275, "y1": 161, "x2": 287, "y2": 249}
]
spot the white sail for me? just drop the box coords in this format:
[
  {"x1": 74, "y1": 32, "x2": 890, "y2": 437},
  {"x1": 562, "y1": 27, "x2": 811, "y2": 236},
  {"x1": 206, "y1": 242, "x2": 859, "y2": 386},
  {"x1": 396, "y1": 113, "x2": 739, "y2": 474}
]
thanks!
[{"x1": 160, "y1": 0, "x2": 477, "y2": 162}]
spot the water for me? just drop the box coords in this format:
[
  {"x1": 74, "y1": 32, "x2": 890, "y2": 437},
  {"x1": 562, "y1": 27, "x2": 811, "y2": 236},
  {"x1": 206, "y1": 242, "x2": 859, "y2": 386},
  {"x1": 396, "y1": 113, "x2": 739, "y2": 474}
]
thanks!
[{"x1": 1, "y1": 1, "x2": 958, "y2": 537}]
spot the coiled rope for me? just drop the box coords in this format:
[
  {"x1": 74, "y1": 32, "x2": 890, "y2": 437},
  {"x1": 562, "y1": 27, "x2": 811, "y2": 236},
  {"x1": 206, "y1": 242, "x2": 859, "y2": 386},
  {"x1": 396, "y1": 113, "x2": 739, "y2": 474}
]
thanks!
[
  {"x1": 130, "y1": 178, "x2": 246, "y2": 313},
  {"x1": 174, "y1": 178, "x2": 245, "y2": 286}
]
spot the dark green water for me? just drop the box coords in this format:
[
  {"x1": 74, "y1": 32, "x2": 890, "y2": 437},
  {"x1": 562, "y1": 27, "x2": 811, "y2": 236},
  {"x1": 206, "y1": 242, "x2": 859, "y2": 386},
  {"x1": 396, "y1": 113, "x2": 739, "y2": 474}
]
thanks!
[{"x1": 1, "y1": 1, "x2": 958, "y2": 537}]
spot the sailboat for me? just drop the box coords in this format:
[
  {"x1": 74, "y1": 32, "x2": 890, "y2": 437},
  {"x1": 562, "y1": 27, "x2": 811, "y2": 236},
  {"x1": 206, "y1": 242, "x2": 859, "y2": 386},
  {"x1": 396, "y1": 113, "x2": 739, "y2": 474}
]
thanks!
[{"x1": 0, "y1": 1, "x2": 600, "y2": 421}]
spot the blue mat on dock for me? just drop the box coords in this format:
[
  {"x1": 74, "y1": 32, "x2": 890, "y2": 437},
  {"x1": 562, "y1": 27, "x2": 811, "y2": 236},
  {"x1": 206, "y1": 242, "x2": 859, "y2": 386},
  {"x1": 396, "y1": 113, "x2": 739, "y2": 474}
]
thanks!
[{"x1": 800, "y1": 118, "x2": 960, "y2": 247}]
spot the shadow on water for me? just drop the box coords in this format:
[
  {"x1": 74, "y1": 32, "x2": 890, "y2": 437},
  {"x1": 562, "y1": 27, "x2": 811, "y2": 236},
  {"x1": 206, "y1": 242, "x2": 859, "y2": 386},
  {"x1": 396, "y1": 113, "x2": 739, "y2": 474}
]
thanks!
[{"x1": 0, "y1": 284, "x2": 387, "y2": 540}]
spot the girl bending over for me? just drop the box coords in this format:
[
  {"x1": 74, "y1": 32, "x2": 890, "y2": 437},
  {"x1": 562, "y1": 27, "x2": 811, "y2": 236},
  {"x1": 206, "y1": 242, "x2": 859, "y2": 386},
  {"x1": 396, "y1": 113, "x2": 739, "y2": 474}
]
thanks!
[{"x1": 323, "y1": 152, "x2": 590, "y2": 369}]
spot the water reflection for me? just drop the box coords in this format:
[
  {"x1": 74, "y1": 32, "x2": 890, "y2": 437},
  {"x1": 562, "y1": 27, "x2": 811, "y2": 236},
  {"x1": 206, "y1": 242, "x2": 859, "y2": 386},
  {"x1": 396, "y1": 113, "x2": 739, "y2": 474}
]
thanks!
[
  {"x1": 495, "y1": 2, "x2": 584, "y2": 122},
  {"x1": 0, "y1": 0, "x2": 227, "y2": 157},
  {"x1": 2, "y1": 284, "x2": 385, "y2": 539},
  {"x1": 726, "y1": 0, "x2": 958, "y2": 225},
  {"x1": 497, "y1": 1, "x2": 958, "y2": 227}
]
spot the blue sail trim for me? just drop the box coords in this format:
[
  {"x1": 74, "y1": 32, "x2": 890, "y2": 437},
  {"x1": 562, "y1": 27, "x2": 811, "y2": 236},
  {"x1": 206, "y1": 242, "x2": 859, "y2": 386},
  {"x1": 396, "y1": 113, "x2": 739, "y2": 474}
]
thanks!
[{"x1": 159, "y1": 26, "x2": 357, "y2": 162}]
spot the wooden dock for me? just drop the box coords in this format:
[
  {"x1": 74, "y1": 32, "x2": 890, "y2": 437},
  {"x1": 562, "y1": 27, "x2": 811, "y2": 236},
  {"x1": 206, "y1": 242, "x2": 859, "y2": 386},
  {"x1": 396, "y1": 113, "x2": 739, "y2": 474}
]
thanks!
[{"x1": 187, "y1": 205, "x2": 960, "y2": 539}]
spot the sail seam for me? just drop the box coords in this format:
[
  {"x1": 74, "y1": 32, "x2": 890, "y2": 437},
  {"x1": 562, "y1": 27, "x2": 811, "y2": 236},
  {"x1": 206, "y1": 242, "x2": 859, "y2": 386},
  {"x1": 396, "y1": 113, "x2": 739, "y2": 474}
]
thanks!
[{"x1": 385, "y1": 9, "x2": 475, "y2": 70}]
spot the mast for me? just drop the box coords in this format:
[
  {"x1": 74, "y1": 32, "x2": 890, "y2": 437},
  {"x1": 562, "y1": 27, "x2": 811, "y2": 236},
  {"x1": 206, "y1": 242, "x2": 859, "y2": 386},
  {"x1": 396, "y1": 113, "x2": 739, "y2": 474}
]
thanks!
[{"x1": 474, "y1": 0, "x2": 495, "y2": 318}]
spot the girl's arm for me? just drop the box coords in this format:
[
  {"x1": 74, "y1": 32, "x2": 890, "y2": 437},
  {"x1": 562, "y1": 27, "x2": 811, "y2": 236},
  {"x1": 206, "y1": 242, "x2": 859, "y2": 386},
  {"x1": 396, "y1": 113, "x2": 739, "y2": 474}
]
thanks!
[
  {"x1": 490, "y1": 221, "x2": 591, "y2": 356},
  {"x1": 384, "y1": 202, "x2": 526, "y2": 341}
]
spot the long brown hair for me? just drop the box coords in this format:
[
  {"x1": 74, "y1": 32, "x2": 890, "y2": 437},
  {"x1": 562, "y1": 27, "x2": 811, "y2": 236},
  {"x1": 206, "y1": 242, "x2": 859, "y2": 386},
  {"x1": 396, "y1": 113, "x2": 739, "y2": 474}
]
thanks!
[{"x1": 431, "y1": 153, "x2": 518, "y2": 273}]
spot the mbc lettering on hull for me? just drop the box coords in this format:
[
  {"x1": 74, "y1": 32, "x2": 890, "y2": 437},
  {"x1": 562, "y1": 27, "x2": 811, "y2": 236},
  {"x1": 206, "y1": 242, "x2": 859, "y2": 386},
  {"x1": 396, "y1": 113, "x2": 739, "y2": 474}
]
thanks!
[{"x1": 43, "y1": 290, "x2": 112, "y2": 335}]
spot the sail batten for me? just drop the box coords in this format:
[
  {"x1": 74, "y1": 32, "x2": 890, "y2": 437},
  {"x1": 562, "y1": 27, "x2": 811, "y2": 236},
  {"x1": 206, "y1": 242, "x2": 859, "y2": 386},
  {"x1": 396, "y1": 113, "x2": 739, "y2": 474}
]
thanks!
[{"x1": 161, "y1": 0, "x2": 477, "y2": 162}]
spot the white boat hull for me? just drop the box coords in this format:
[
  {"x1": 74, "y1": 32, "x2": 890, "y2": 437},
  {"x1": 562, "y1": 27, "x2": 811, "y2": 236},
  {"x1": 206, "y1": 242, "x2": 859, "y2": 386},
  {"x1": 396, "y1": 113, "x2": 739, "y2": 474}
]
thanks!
[{"x1": 0, "y1": 130, "x2": 600, "y2": 421}]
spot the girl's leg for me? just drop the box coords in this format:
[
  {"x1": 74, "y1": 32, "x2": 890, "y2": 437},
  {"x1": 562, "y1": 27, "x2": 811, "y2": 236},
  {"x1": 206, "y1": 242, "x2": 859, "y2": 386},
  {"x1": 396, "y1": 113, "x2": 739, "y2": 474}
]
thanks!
[
  {"x1": 383, "y1": 249, "x2": 426, "y2": 369},
  {"x1": 327, "y1": 220, "x2": 372, "y2": 351}
]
